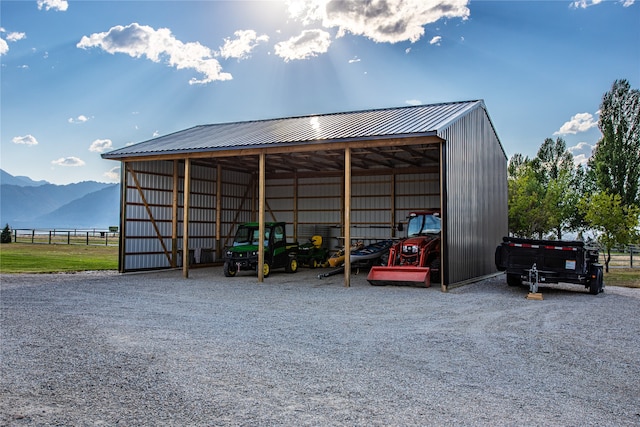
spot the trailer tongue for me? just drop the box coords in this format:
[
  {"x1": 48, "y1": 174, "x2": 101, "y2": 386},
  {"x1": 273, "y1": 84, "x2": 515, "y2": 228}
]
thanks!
[{"x1": 367, "y1": 212, "x2": 441, "y2": 287}]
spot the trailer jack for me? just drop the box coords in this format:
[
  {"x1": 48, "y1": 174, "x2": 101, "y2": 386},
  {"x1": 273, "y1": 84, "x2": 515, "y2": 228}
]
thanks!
[{"x1": 526, "y1": 263, "x2": 543, "y2": 300}]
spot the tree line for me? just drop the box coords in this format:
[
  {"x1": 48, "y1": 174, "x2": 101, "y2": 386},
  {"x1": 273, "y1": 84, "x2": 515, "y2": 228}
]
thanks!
[{"x1": 508, "y1": 79, "x2": 640, "y2": 271}]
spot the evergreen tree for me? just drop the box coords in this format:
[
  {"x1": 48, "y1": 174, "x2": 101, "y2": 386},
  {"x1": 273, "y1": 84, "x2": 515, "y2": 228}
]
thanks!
[{"x1": 1, "y1": 224, "x2": 12, "y2": 244}]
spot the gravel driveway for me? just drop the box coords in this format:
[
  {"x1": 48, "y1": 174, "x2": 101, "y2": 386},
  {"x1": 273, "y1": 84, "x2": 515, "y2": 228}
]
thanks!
[{"x1": 1, "y1": 268, "x2": 639, "y2": 426}]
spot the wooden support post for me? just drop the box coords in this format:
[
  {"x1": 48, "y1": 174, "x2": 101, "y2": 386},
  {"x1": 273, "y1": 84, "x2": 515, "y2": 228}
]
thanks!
[
  {"x1": 293, "y1": 174, "x2": 298, "y2": 242},
  {"x1": 391, "y1": 173, "x2": 396, "y2": 238},
  {"x1": 172, "y1": 160, "x2": 179, "y2": 268},
  {"x1": 182, "y1": 158, "x2": 191, "y2": 278},
  {"x1": 258, "y1": 153, "x2": 266, "y2": 283},
  {"x1": 118, "y1": 163, "x2": 127, "y2": 272},
  {"x1": 216, "y1": 164, "x2": 222, "y2": 263},
  {"x1": 344, "y1": 147, "x2": 351, "y2": 288}
]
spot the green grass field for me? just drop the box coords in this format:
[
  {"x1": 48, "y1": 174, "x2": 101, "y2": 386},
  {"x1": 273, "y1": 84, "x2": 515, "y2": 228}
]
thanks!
[
  {"x1": 604, "y1": 268, "x2": 640, "y2": 288},
  {"x1": 0, "y1": 243, "x2": 118, "y2": 273}
]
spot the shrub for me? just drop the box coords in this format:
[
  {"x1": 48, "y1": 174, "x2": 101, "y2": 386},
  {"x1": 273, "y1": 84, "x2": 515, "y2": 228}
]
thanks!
[{"x1": 1, "y1": 224, "x2": 12, "y2": 244}]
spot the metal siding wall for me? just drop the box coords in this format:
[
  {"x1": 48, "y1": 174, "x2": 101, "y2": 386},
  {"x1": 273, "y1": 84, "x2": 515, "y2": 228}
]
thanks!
[
  {"x1": 265, "y1": 177, "x2": 294, "y2": 224},
  {"x1": 122, "y1": 161, "x2": 222, "y2": 271},
  {"x1": 218, "y1": 169, "x2": 252, "y2": 249},
  {"x1": 296, "y1": 176, "x2": 342, "y2": 246},
  {"x1": 441, "y1": 107, "x2": 508, "y2": 286},
  {"x1": 123, "y1": 161, "x2": 174, "y2": 271},
  {"x1": 395, "y1": 172, "x2": 440, "y2": 218}
]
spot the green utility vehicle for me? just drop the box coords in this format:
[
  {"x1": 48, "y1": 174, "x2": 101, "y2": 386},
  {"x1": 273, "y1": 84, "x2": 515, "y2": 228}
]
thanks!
[{"x1": 223, "y1": 222, "x2": 299, "y2": 277}]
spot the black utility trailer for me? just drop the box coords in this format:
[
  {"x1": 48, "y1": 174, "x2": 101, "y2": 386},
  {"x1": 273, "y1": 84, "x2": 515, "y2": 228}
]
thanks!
[{"x1": 495, "y1": 237, "x2": 604, "y2": 295}]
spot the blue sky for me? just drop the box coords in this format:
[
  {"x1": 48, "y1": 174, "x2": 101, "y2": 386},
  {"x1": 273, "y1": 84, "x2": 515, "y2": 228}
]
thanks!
[{"x1": 1, "y1": 0, "x2": 638, "y2": 185}]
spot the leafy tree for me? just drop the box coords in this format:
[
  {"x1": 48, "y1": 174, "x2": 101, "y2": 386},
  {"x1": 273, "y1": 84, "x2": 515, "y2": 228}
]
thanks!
[
  {"x1": 589, "y1": 79, "x2": 640, "y2": 207},
  {"x1": 545, "y1": 169, "x2": 582, "y2": 240},
  {"x1": 531, "y1": 137, "x2": 574, "y2": 183},
  {"x1": 508, "y1": 162, "x2": 551, "y2": 238},
  {"x1": 1, "y1": 224, "x2": 11, "y2": 244},
  {"x1": 583, "y1": 192, "x2": 640, "y2": 272},
  {"x1": 532, "y1": 137, "x2": 585, "y2": 239},
  {"x1": 507, "y1": 153, "x2": 530, "y2": 177},
  {"x1": 508, "y1": 138, "x2": 585, "y2": 239}
]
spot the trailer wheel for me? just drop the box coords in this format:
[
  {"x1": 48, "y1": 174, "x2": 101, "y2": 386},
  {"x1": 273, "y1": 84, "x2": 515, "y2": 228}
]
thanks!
[
  {"x1": 589, "y1": 267, "x2": 603, "y2": 295},
  {"x1": 223, "y1": 262, "x2": 237, "y2": 277},
  {"x1": 507, "y1": 273, "x2": 522, "y2": 287}
]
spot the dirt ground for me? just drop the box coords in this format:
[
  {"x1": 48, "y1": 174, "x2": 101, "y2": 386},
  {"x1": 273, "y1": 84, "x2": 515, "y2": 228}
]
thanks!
[{"x1": 1, "y1": 268, "x2": 639, "y2": 426}]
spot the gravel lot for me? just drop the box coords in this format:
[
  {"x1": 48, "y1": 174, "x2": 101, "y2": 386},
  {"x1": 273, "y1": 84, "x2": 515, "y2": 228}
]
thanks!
[{"x1": 1, "y1": 268, "x2": 639, "y2": 426}]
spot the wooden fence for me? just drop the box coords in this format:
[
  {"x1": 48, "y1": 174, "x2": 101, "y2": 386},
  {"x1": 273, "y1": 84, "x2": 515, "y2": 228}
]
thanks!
[
  {"x1": 6, "y1": 229, "x2": 638, "y2": 267},
  {"x1": 601, "y1": 245, "x2": 638, "y2": 268},
  {"x1": 11, "y1": 228, "x2": 119, "y2": 247}
]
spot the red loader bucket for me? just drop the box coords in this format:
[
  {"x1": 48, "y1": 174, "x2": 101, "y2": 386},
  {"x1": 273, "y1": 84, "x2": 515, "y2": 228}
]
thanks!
[{"x1": 367, "y1": 266, "x2": 431, "y2": 287}]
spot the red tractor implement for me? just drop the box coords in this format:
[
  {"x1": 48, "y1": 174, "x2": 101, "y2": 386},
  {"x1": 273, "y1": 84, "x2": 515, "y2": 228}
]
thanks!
[{"x1": 367, "y1": 212, "x2": 441, "y2": 287}]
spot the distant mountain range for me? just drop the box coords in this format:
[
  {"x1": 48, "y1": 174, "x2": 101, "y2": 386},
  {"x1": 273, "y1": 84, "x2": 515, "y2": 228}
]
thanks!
[{"x1": 0, "y1": 169, "x2": 120, "y2": 229}]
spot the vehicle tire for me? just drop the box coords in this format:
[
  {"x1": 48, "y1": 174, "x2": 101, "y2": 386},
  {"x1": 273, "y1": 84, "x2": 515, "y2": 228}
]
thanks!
[
  {"x1": 589, "y1": 267, "x2": 603, "y2": 295},
  {"x1": 262, "y1": 262, "x2": 271, "y2": 278},
  {"x1": 310, "y1": 259, "x2": 318, "y2": 269},
  {"x1": 507, "y1": 273, "x2": 522, "y2": 286},
  {"x1": 429, "y1": 258, "x2": 441, "y2": 283},
  {"x1": 286, "y1": 257, "x2": 299, "y2": 273},
  {"x1": 223, "y1": 261, "x2": 237, "y2": 277}
]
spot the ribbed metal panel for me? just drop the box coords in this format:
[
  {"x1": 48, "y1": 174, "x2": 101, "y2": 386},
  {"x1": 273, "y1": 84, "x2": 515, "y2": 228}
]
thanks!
[
  {"x1": 103, "y1": 101, "x2": 480, "y2": 159},
  {"x1": 439, "y1": 104, "x2": 508, "y2": 286},
  {"x1": 122, "y1": 160, "x2": 223, "y2": 271}
]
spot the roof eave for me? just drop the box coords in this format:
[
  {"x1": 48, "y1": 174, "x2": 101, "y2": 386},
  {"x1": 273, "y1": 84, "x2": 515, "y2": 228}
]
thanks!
[{"x1": 101, "y1": 131, "x2": 440, "y2": 161}]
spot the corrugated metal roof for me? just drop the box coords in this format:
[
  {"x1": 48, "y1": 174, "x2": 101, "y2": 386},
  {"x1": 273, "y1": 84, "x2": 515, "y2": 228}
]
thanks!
[{"x1": 102, "y1": 100, "x2": 485, "y2": 159}]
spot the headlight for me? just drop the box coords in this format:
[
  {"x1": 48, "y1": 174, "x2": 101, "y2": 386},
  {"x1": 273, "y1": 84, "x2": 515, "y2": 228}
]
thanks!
[{"x1": 402, "y1": 245, "x2": 418, "y2": 254}]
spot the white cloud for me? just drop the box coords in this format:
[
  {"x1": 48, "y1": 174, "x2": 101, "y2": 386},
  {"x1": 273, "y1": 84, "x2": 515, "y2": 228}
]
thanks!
[
  {"x1": 89, "y1": 139, "x2": 113, "y2": 153},
  {"x1": 274, "y1": 29, "x2": 332, "y2": 61},
  {"x1": 37, "y1": 0, "x2": 68, "y2": 11},
  {"x1": 6, "y1": 32, "x2": 26, "y2": 42},
  {"x1": 152, "y1": 130, "x2": 160, "y2": 137},
  {"x1": 405, "y1": 99, "x2": 422, "y2": 106},
  {"x1": 77, "y1": 22, "x2": 232, "y2": 85},
  {"x1": 68, "y1": 114, "x2": 89, "y2": 124},
  {"x1": 0, "y1": 29, "x2": 26, "y2": 55},
  {"x1": 554, "y1": 112, "x2": 598, "y2": 135},
  {"x1": 12, "y1": 135, "x2": 38, "y2": 146},
  {"x1": 104, "y1": 167, "x2": 121, "y2": 182},
  {"x1": 570, "y1": 0, "x2": 602, "y2": 8},
  {"x1": 51, "y1": 157, "x2": 85, "y2": 167},
  {"x1": 287, "y1": 0, "x2": 470, "y2": 44},
  {"x1": 568, "y1": 142, "x2": 594, "y2": 166},
  {"x1": 405, "y1": 47, "x2": 411, "y2": 54},
  {"x1": 570, "y1": 0, "x2": 633, "y2": 7},
  {"x1": 348, "y1": 56, "x2": 360, "y2": 63},
  {"x1": 429, "y1": 35, "x2": 442, "y2": 45},
  {"x1": 218, "y1": 29, "x2": 269, "y2": 60}
]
